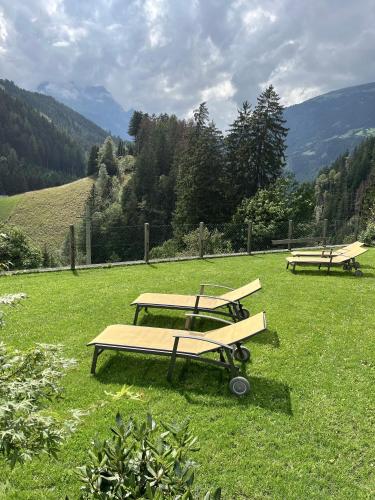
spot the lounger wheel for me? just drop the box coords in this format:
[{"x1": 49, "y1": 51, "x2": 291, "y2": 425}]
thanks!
[
  {"x1": 343, "y1": 263, "x2": 352, "y2": 271},
  {"x1": 237, "y1": 308, "x2": 250, "y2": 320},
  {"x1": 233, "y1": 346, "x2": 250, "y2": 362},
  {"x1": 354, "y1": 269, "x2": 363, "y2": 277},
  {"x1": 229, "y1": 376, "x2": 250, "y2": 396}
]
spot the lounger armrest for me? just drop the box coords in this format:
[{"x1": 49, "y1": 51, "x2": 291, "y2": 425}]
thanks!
[
  {"x1": 185, "y1": 313, "x2": 233, "y2": 325},
  {"x1": 195, "y1": 294, "x2": 239, "y2": 306},
  {"x1": 199, "y1": 283, "x2": 234, "y2": 294},
  {"x1": 173, "y1": 334, "x2": 233, "y2": 351}
]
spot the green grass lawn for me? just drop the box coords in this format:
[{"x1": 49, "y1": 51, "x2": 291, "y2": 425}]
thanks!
[
  {"x1": 0, "y1": 252, "x2": 374, "y2": 499},
  {"x1": 0, "y1": 194, "x2": 22, "y2": 222}
]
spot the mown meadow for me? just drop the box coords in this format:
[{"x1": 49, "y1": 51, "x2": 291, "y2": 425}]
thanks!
[{"x1": 0, "y1": 251, "x2": 374, "y2": 499}]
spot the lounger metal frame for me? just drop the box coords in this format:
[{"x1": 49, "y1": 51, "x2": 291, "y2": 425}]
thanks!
[
  {"x1": 89, "y1": 313, "x2": 267, "y2": 383},
  {"x1": 132, "y1": 283, "x2": 252, "y2": 324}
]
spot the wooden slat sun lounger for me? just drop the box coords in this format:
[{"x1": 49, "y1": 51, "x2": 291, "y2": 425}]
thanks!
[
  {"x1": 291, "y1": 241, "x2": 364, "y2": 258},
  {"x1": 88, "y1": 311, "x2": 267, "y2": 396},
  {"x1": 131, "y1": 279, "x2": 262, "y2": 324},
  {"x1": 286, "y1": 246, "x2": 368, "y2": 276}
]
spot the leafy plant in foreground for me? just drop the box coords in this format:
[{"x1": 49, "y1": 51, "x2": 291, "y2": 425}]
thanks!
[
  {"x1": 76, "y1": 413, "x2": 221, "y2": 499},
  {"x1": 0, "y1": 343, "x2": 76, "y2": 467}
]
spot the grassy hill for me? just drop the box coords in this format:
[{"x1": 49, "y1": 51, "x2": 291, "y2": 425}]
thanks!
[{"x1": 0, "y1": 177, "x2": 94, "y2": 251}]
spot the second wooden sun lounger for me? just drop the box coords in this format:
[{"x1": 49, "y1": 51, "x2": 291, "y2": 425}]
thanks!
[
  {"x1": 286, "y1": 246, "x2": 368, "y2": 276},
  {"x1": 290, "y1": 241, "x2": 364, "y2": 258},
  {"x1": 88, "y1": 311, "x2": 267, "y2": 396},
  {"x1": 131, "y1": 278, "x2": 261, "y2": 324}
]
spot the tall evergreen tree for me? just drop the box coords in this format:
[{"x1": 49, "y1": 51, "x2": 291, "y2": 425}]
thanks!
[
  {"x1": 128, "y1": 111, "x2": 145, "y2": 138},
  {"x1": 173, "y1": 103, "x2": 226, "y2": 230},
  {"x1": 249, "y1": 85, "x2": 288, "y2": 189},
  {"x1": 87, "y1": 145, "x2": 99, "y2": 176},
  {"x1": 225, "y1": 101, "x2": 256, "y2": 209},
  {"x1": 117, "y1": 140, "x2": 126, "y2": 157},
  {"x1": 98, "y1": 137, "x2": 118, "y2": 176}
]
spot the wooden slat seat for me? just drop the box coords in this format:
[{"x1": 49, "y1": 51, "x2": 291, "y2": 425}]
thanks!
[
  {"x1": 131, "y1": 278, "x2": 261, "y2": 324},
  {"x1": 88, "y1": 312, "x2": 267, "y2": 396}
]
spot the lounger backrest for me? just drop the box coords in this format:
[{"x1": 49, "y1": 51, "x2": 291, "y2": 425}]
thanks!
[
  {"x1": 341, "y1": 241, "x2": 364, "y2": 253},
  {"x1": 206, "y1": 311, "x2": 266, "y2": 346},
  {"x1": 342, "y1": 246, "x2": 368, "y2": 258},
  {"x1": 220, "y1": 278, "x2": 261, "y2": 303}
]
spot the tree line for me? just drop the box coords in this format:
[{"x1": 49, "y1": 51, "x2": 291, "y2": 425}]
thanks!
[{"x1": 79, "y1": 85, "x2": 317, "y2": 262}]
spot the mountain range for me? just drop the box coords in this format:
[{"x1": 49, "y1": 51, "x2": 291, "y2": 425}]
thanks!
[
  {"x1": 285, "y1": 82, "x2": 375, "y2": 180},
  {"x1": 37, "y1": 81, "x2": 133, "y2": 139}
]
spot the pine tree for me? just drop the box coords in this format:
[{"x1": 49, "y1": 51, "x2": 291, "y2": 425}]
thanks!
[
  {"x1": 97, "y1": 137, "x2": 118, "y2": 176},
  {"x1": 173, "y1": 103, "x2": 226, "y2": 231},
  {"x1": 87, "y1": 145, "x2": 99, "y2": 176},
  {"x1": 117, "y1": 140, "x2": 126, "y2": 157},
  {"x1": 225, "y1": 101, "x2": 256, "y2": 209},
  {"x1": 128, "y1": 111, "x2": 145, "y2": 138},
  {"x1": 250, "y1": 85, "x2": 288, "y2": 189}
]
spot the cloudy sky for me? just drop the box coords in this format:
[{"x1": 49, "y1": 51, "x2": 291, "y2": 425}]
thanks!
[{"x1": 1, "y1": 0, "x2": 375, "y2": 128}]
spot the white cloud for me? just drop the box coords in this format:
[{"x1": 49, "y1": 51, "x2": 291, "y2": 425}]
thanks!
[
  {"x1": 0, "y1": 0, "x2": 375, "y2": 129},
  {"x1": 201, "y1": 79, "x2": 236, "y2": 101},
  {"x1": 0, "y1": 9, "x2": 8, "y2": 53},
  {"x1": 243, "y1": 7, "x2": 277, "y2": 33}
]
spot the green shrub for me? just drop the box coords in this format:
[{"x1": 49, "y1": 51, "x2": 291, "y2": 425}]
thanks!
[
  {"x1": 182, "y1": 227, "x2": 232, "y2": 256},
  {"x1": 149, "y1": 238, "x2": 182, "y2": 259},
  {"x1": 150, "y1": 228, "x2": 232, "y2": 259},
  {"x1": 76, "y1": 413, "x2": 221, "y2": 499},
  {"x1": 359, "y1": 221, "x2": 375, "y2": 245},
  {"x1": 0, "y1": 225, "x2": 42, "y2": 269},
  {"x1": 0, "y1": 343, "x2": 76, "y2": 467},
  {"x1": 359, "y1": 205, "x2": 375, "y2": 245}
]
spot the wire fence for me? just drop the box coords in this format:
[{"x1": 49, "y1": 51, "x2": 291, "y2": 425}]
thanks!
[{"x1": 1, "y1": 215, "x2": 364, "y2": 272}]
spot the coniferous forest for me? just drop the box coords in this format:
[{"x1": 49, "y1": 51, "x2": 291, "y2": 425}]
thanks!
[{"x1": 0, "y1": 87, "x2": 86, "y2": 194}]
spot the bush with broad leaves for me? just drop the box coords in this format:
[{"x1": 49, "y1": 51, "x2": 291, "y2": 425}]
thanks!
[{"x1": 76, "y1": 413, "x2": 221, "y2": 499}]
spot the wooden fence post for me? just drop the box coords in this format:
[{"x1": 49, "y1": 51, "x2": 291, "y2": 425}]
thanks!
[
  {"x1": 144, "y1": 223, "x2": 150, "y2": 263},
  {"x1": 288, "y1": 220, "x2": 293, "y2": 251},
  {"x1": 69, "y1": 224, "x2": 76, "y2": 271},
  {"x1": 85, "y1": 205, "x2": 91, "y2": 265},
  {"x1": 323, "y1": 219, "x2": 328, "y2": 247},
  {"x1": 199, "y1": 222, "x2": 204, "y2": 258},
  {"x1": 247, "y1": 221, "x2": 253, "y2": 255}
]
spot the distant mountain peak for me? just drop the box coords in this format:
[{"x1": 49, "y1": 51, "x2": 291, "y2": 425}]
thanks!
[{"x1": 37, "y1": 81, "x2": 134, "y2": 139}]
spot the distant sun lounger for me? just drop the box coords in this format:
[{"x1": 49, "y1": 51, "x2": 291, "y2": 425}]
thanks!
[
  {"x1": 286, "y1": 245, "x2": 368, "y2": 276},
  {"x1": 88, "y1": 311, "x2": 267, "y2": 396},
  {"x1": 291, "y1": 241, "x2": 364, "y2": 258},
  {"x1": 131, "y1": 279, "x2": 262, "y2": 324}
]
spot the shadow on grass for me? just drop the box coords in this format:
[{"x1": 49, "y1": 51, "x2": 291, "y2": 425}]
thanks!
[
  {"x1": 251, "y1": 328, "x2": 280, "y2": 348},
  {"x1": 94, "y1": 353, "x2": 292, "y2": 415},
  {"x1": 289, "y1": 269, "x2": 375, "y2": 278}
]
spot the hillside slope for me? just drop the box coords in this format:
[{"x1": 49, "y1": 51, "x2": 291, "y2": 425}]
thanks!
[
  {"x1": 285, "y1": 82, "x2": 375, "y2": 180},
  {"x1": 38, "y1": 81, "x2": 133, "y2": 139},
  {"x1": 0, "y1": 177, "x2": 94, "y2": 251},
  {"x1": 0, "y1": 87, "x2": 86, "y2": 194},
  {"x1": 0, "y1": 79, "x2": 109, "y2": 152}
]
